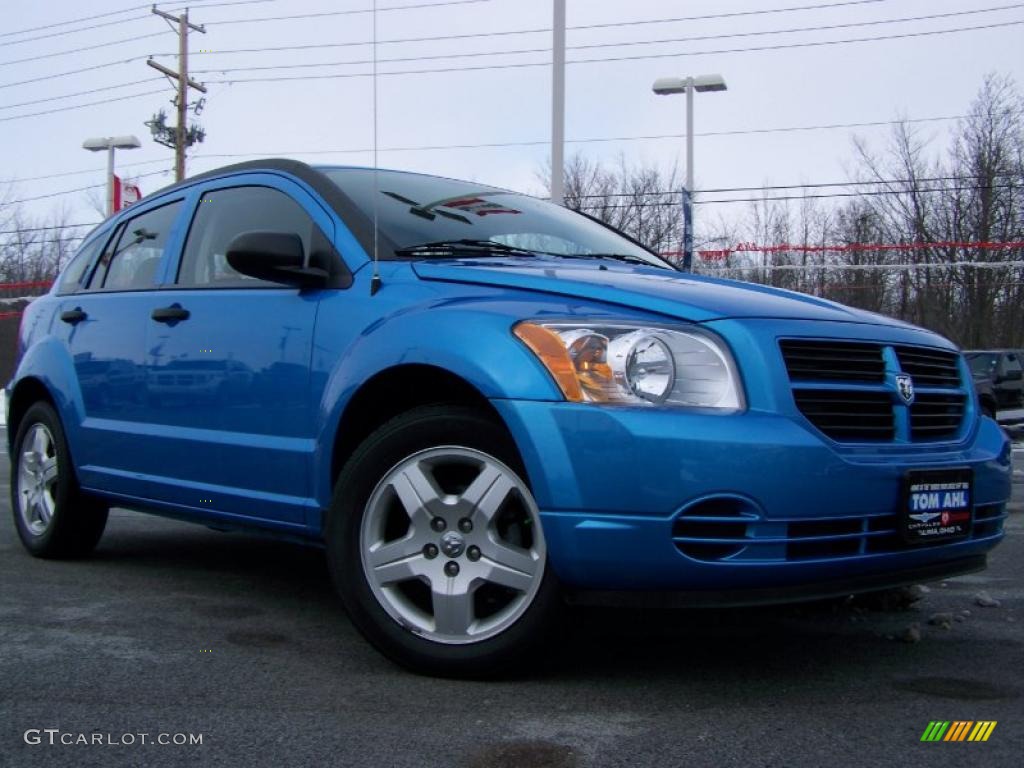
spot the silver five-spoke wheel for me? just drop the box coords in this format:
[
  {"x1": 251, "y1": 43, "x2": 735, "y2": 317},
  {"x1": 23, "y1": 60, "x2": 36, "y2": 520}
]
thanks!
[
  {"x1": 17, "y1": 423, "x2": 59, "y2": 537},
  {"x1": 360, "y1": 446, "x2": 546, "y2": 645}
]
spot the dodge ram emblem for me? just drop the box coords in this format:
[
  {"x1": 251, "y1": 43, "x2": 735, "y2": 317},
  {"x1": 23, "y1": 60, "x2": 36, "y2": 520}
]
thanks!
[{"x1": 896, "y1": 373, "x2": 915, "y2": 405}]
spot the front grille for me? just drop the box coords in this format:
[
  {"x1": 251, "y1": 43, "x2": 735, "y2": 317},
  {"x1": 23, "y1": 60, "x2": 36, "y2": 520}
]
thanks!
[
  {"x1": 894, "y1": 345, "x2": 961, "y2": 387},
  {"x1": 911, "y1": 393, "x2": 967, "y2": 441},
  {"x1": 792, "y1": 390, "x2": 895, "y2": 441},
  {"x1": 672, "y1": 504, "x2": 1006, "y2": 563},
  {"x1": 779, "y1": 338, "x2": 966, "y2": 443},
  {"x1": 780, "y1": 340, "x2": 884, "y2": 382}
]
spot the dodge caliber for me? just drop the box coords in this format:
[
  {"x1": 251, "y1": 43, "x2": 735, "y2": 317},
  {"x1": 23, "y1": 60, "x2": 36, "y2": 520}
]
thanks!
[{"x1": 7, "y1": 160, "x2": 1012, "y2": 676}]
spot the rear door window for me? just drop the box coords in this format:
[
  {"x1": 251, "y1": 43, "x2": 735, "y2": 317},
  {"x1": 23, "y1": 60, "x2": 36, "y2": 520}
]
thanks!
[{"x1": 89, "y1": 201, "x2": 182, "y2": 291}]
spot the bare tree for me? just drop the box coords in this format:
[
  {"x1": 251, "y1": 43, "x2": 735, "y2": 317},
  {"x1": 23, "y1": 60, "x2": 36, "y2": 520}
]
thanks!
[
  {"x1": 0, "y1": 185, "x2": 87, "y2": 290},
  {"x1": 540, "y1": 153, "x2": 685, "y2": 256}
]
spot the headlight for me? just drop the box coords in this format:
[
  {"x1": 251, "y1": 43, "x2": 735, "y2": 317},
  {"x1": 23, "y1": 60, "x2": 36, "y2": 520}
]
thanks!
[{"x1": 514, "y1": 321, "x2": 742, "y2": 409}]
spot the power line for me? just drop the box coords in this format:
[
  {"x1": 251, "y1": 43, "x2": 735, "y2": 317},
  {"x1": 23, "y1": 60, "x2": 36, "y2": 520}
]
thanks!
[
  {"x1": 189, "y1": 4, "x2": 1024, "y2": 78},
  {"x1": 569, "y1": 3, "x2": 1024, "y2": 54},
  {"x1": 7, "y1": 172, "x2": 1014, "y2": 214},
  {"x1": 0, "y1": 0, "x2": 497, "y2": 67},
  {"x1": 696, "y1": 260, "x2": 1024, "y2": 272},
  {"x1": 3, "y1": 115, "x2": 962, "y2": 186},
  {"x1": 565, "y1": 18, "x2": 1024, "y2": 69},
  {"x1": 573, "y1": 0, "x2": 891, "y2": 32},
  {"x1": 201, "y1": 0, "x2": 503, "y2": 28},
  {"x1": 0, "y1": 0, "x2": 272, "y2": 40},
  {"x1": 0, "y1": 78, "x2": 163, "y2": 111},
  {"x1": 1, "y1": 171, "x2": 170, "y2": 206},
  {"x1": 0, "y1": 2, "x2": 892, "y2": 89},
  {"x1": 148, "y1": 0, "x2": 891, "y2": 63},
  {"x1": 196, "y1": 19, "x2": 1024, "y2": 87},
  {"x1": 573, "y1": 174, "x2": 1020, "y2": 199},
  {"x1": 0, "y1": 31, "x2": 167, "y2": 67},
  {"x1": 0, "y1": 89, "x2": 167, "y2": 123},
  {"x1": 6, "y1": 159, "x2": 177, "y2": 185},
  {"x1": 7, "y1": 7, "x2": 1019, "y2": 86},
  {"x1": 0, "y1": 237, "x2": 87, "y2": 246},
  {"x1": 565, "y1": 184, "x2": 1020, "y2": 209},
  {"x1": 688, "y1": 184, "x2": 1020, "y2": 206},
  {"x1": 0, "y1": 224, "x2": 100, "y2": 235},
  {"x1": 0, "y1": 4, "x2": 150, "y2": 39},
  {"x1": 199, "y1": 0, "x2": 892, "y2": 36},
  {"x1": 687, "y1": 241, "x2": 1024, "y2": 256},
  {"x1": 9, "y1": 6, "x2": 1015, "y2": 110},
  {"x1": 179, "y1": 115, "x2": 962, "y2": 162},
  {"x1": 698, "y1": 174, "x2": 1019, "y2": 194},
  {"x1": 0, "y1": 56, "x2": 148, "y2": 90},
  {"x1": 696, "y1": 183, "x2": 1021, "y2": 205}
]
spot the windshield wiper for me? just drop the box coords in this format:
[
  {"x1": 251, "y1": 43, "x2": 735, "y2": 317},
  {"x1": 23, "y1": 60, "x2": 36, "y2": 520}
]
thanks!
[
  {"x1": 555, "y1": 252, "x2": 656, "y2": 266},
  {"x1": 395, "y1": 239, "x2": 541, "y2": 258}
]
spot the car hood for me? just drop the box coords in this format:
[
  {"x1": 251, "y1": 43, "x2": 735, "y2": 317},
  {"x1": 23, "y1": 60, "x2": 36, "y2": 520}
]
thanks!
[{"x1": 412, "y1": 258, "x2": 917, "y2": 326}]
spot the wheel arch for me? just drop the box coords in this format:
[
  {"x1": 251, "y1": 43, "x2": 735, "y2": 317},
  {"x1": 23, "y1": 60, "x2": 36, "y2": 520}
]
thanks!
[
  {"x1": 6, "y1": 376, "x2": 59, "y2": 453},
  {"x1": 325, "y1": 363, "x2": 527, "y2": 514}
]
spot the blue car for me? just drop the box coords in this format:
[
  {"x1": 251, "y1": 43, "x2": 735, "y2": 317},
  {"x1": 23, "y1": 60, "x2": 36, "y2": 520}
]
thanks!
[{"x1": 7, "y1": 160, "x2": 1012, "y2": 676}]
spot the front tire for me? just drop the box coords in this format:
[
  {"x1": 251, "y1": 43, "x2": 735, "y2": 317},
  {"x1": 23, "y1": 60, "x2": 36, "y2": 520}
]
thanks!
[
  {"x1": 10, "y1": 401, "x2": 108, "y2": 559},
  {"x1": 327, "y1": 405, "x2": 560, "y2": 678}
]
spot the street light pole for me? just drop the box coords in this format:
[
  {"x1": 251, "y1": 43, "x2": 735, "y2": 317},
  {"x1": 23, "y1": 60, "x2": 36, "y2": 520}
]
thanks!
[
  {"x1": 653, "y1": 74, "x2": 727, "y2": 272},
  {"x1": 105, "y1": 146, "x2": 116, "y2": 218},
  {"x1": 550, "y1": 0, "x2": 566, "y2": 204},
  {"x1": 686, "y1": 78, "x2": 695, "y2": 221},
  {"x1": 82, "y1": 135, "x2": 142, "y2": 217}
]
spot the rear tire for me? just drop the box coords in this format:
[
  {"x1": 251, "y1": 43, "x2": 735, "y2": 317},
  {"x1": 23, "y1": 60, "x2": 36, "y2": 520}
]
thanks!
[
  {"x1": 10, "y1": 401, "x2": 108, "y2": 559},
  {"x1": 327, "y1": 405, "x2": 561, "y2": 678}
]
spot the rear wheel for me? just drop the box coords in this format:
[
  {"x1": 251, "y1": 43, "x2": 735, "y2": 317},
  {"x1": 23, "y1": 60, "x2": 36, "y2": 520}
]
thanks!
[
  {"x1": 11, "y1": 401, "x2": 108, "y2": 558},
  {"x1": 327, "y1": 405, "x2": 560, "y2": 677}
]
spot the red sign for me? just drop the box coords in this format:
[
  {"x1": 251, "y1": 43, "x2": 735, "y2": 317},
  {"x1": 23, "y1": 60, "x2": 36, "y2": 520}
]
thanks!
[{"x1": 112, "y1": 174, "x2": 142, "y2": 212}]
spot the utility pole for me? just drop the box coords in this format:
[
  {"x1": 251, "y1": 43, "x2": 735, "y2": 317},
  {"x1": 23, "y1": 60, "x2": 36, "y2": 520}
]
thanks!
[{"x1": 147, "y1": 5, "x2": 207, "y2": 182}]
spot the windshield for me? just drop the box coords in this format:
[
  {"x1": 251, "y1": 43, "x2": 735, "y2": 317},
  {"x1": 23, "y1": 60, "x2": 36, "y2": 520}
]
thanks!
[
  {"x1": 322, "y1": 168, "x2": 671, "y2": 269},
  {"x1": 966, "y1": 353, "x2": 998, "y2": 375}
]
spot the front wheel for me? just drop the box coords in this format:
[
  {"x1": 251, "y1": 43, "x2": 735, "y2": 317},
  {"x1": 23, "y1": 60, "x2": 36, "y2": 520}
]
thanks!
[
  {"x1": 327, "y1": 406, "x2": 561, "y2": 678},
  {"x1": 11, "y1": 401, "x2": 108, "y2": 558}
]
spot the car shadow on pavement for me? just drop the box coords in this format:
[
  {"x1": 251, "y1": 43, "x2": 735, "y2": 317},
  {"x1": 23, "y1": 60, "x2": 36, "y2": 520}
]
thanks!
[{"x1": 66, "y1": 512, "x2": 1008, "y2": 690}]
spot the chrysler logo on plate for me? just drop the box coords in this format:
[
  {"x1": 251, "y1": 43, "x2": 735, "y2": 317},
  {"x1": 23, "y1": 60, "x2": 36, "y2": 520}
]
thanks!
[{"x1": 896, "y1": 373, "x2": 915, "y2": 405}]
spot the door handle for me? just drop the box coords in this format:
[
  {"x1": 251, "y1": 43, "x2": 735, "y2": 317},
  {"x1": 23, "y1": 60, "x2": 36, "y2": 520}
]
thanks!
[
  {"x1": 151, "y1": 304, "x2": 190, "y2": 323},
  {"x1": 60, "y1": 307, "x2": 87, "y2": 324}
]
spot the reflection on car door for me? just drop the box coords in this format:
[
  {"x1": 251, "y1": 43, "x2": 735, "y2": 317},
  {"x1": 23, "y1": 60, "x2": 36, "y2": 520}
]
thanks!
[
  {"x1": 141, "y1": 181, "x2": 331, "y2": 526},
  {"x1": 57, "y1": 200, "x2": 185, "y2": 497}
]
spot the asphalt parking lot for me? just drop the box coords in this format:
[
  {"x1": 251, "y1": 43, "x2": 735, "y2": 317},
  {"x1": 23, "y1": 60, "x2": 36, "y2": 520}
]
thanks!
[{"x1": 1, "y1": 432, "x2": 1021, "y2": 768}]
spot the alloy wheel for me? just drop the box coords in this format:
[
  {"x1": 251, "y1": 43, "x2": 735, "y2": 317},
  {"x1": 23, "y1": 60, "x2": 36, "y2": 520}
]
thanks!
[
  {"x1": 360, "y1": 446, "x2": 546, "y2": 645},
  {"x1": 17, "y1": 423, "x2": 59, "y2": 537}
]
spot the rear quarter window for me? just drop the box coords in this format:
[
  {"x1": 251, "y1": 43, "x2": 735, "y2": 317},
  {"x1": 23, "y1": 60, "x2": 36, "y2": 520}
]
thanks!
[{"x1": 56, "y1": 236, "x2": 105, "y2": 295}]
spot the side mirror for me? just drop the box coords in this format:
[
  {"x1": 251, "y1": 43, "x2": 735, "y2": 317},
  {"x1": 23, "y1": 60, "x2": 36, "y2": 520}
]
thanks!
[{"x1": 225, "y1": 231, "x2": 328, "y2": 289}]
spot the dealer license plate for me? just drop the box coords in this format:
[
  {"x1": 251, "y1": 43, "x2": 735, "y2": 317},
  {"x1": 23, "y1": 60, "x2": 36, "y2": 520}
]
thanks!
[{"x1": 902, "y1": 469, "x2": 972, "y2": 544}]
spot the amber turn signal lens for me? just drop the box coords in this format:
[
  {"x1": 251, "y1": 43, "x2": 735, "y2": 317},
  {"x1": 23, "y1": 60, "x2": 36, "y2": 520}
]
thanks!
[{"x1": 513, "y1": 322, "x2": 584, "y2": 402}]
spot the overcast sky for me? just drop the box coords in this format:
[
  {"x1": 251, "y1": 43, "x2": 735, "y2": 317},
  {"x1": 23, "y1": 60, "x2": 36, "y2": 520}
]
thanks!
[{"x1": 3, "y1": 0, "x2": 1023, "y2": 231}]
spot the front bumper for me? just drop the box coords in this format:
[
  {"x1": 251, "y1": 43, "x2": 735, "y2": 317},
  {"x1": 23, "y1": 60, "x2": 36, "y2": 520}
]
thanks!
[{"x1": 492, "y1": 399, "x2": 1012, "y2": 593}]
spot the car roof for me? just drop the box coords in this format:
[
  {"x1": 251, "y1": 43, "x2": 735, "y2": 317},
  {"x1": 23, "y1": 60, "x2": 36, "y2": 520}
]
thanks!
[
  {"x1": 134, "y1": 159, "x2": 520, "y2": 261},
  {"x1": 139, "y1": 158, "x2": 384, "y2": 259}
]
